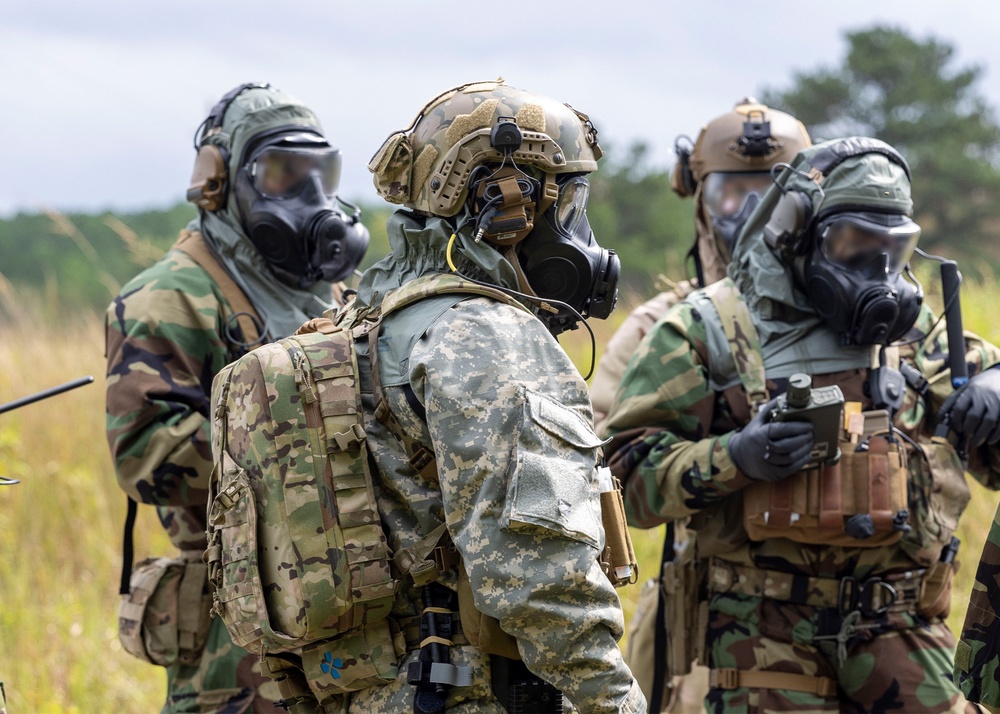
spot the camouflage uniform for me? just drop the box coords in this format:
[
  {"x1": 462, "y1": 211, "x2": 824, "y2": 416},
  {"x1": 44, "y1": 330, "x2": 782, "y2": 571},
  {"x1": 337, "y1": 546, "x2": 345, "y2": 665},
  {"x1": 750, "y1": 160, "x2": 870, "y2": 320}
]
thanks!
[
  {"x1": 314, "y1": 211, "x2": 644, "y2": 713},
  {"x1": 956, "y1": 501, "x2": 1000, "y2": 708},
  {"x1": 106, "y1": 83, "x2": 359, "y2": 713},
  {"x1": 591, "y1": 101, "x2": 809, "y2": 714},
  {"x1": 106, "y1": 240, "x2": 282, "y2": 713},
  {"x1": 604, "y1": 144, "x2": 1000, "y2": 713}
]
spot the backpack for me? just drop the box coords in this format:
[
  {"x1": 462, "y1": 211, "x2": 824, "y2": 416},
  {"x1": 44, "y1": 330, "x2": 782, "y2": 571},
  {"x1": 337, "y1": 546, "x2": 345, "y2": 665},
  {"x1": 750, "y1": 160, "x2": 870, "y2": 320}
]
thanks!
[{"x1": 205, "y1": 273, "x2": 538, "y2": 703}]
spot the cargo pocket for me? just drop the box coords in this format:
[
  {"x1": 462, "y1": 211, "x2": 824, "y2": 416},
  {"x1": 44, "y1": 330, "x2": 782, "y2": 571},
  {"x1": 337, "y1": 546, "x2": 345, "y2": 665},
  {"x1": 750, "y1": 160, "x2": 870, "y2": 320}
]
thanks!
[
  {"x1": 500, "y1": 388, "x2": 605, "y2": 548},
  {"x1": 208, "y1": 467, "x2": 266, "y2": 652},
  {"x1": 118, "y1": 553, "x2": 211, "y2": 667}
]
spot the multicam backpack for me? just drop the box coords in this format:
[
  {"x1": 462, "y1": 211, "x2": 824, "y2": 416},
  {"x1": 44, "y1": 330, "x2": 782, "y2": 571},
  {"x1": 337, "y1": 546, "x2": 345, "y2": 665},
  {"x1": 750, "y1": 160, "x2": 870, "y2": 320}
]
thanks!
[{"x1": 206, "y1": 273, "x2": 538, "y2": 704}]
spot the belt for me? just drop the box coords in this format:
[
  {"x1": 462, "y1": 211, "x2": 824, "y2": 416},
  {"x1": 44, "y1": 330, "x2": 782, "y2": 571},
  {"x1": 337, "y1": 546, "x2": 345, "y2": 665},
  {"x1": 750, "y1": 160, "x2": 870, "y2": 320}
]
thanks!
[{"x1": 710, "y1": 560, "x2": 926, "y2": 618}]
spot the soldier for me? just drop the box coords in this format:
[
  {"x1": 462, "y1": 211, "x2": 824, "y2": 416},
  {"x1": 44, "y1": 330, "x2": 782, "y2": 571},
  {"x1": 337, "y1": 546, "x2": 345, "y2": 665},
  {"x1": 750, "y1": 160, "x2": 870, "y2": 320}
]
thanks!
[
  {"x1": 275, "y1": 78, "x2": 642, "y2": 712},
  {"x1": 591, "y1": 99, "x2": 810, "y2": 430},
  {"x1": 590, "y1": 101, "x2": 810, "y2": 714},
  {"x1": 105, "y1": 83, "x2": 368, "y2": 713},
  {"x1": 603, "y1": 136, "x2": 1000, "y2": 712}
]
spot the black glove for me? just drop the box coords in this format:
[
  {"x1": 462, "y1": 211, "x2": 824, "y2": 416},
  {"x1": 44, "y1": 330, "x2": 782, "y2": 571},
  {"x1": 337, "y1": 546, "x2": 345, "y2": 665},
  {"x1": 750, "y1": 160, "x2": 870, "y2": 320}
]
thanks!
[
  {"x1": 727, "y1": 397, "x2": 816, "y2": 482},
  {"x1": 938, "y1": 367, "x2": 1000, "y2": 448}
]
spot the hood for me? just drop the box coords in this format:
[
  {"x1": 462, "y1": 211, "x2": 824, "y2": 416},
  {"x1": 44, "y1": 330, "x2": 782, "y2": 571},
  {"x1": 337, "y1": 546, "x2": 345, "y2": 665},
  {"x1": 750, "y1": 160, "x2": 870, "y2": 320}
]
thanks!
[
  {"x1": 721, "y1": 138, "x2": 913, "y2": 374},
  {"x1": 355, "y1": 209, "x2": 522, "y2": 310},
  {"x1": 729, "y1": 137, "x2": 913, "y2": 319},
  {"x1": 197, "y1": 86, "x2": 333, "y2": 340}
]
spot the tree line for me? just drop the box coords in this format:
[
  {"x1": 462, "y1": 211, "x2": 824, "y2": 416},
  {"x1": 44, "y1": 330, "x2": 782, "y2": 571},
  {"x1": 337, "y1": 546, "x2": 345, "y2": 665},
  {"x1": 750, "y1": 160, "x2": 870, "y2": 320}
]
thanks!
[{"x1": 1, "y1": 26, "x2": 997, "y2": 316}]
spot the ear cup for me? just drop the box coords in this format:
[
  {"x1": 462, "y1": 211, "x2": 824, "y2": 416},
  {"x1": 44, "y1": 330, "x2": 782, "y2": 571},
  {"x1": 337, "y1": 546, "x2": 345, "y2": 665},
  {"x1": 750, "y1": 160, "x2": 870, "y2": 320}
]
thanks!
[
  {"x1": 671, "y1": 144, "x2": 697, "y2": 197},
  {"x1": 187, "y1": 144, "x2": 229, "y2": 211},
  {"x1": 763, "y1": 190, "x2": 812, "y2": 250}
]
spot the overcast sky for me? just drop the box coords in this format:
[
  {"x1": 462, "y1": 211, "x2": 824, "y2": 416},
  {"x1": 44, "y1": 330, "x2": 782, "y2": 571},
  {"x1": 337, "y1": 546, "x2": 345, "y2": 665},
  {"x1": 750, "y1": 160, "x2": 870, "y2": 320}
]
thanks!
[{"x1": 3, "y1": 1, "x2": 1000, "y2": 217}]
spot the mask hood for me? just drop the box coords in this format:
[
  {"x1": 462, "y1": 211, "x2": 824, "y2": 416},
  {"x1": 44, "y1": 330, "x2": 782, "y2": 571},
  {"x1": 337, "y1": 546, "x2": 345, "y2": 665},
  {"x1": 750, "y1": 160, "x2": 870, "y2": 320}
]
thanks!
[
  {"x1": 355, "y1": 209, "x2": 522, "y2": 310},
  {"x1": 196, "y1": 87, "x2": 335, "y2": 340}
]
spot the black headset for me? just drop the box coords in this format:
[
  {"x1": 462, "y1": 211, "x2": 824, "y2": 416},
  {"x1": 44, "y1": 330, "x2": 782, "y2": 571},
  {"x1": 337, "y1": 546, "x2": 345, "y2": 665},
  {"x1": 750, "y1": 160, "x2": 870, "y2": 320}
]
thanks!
[
  {"x1": 187, "y1": 82, "x2": 273, "y2": 212},
  {"x1": 763, "y1": 137, "x2": 912, "y2": 252},
  {"x1": 673, "y1": 135, "x2": 697, "y2": 196}
]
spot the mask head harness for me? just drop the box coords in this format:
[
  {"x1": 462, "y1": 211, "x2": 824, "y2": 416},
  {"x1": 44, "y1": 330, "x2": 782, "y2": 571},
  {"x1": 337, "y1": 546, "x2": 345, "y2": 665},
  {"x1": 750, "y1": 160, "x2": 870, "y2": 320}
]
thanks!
[{"x1": 762, "y1": 137, "x2": 923, "y2": 346}]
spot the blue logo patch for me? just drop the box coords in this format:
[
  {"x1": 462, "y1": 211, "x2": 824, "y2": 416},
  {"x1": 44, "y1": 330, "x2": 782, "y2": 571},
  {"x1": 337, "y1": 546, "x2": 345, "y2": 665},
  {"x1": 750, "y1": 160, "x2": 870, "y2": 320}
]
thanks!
[{"x1": 320, "y1": 652, "x2": 343, "y2": 679}]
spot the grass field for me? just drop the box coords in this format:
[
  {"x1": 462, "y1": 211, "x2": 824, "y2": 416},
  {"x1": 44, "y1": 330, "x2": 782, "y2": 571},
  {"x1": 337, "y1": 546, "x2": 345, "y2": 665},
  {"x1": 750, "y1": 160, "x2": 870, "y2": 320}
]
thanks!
[{"x1": 0, "y1": 273, "x2": 998, "y2": 712}]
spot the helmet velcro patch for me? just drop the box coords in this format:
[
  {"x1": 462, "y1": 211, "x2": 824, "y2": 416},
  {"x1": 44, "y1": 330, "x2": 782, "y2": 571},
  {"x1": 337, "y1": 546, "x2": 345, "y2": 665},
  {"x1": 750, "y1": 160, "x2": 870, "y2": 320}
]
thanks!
[{"x1": 445, "y1": 98, "x2": 499, "y2": 148}]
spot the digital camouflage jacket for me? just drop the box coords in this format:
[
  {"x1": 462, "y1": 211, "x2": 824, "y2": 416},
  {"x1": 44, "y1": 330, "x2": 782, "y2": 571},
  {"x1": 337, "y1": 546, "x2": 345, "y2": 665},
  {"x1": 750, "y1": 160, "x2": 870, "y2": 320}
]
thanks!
[{"x1": 332, "y1": 211, "x2": 644, "y2": 714}]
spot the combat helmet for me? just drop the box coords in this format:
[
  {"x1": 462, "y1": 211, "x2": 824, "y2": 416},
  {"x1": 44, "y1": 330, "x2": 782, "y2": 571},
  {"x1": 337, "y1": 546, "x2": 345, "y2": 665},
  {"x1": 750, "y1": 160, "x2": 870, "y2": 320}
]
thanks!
[
  {"x1": 369, "y1": 78, "x2": 603, "y2": 218},
  {"x1": 672, "y1": 98, "x2": 811, "y2": 195}
]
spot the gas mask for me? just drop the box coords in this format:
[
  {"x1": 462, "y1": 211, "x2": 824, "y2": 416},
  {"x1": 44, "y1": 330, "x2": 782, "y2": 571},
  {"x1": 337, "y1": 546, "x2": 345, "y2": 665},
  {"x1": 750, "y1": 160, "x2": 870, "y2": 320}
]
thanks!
[
  {"x1": 514, "y1": 174, "x2": 620, "y2": 334},
  {"x1": 803, "y1": 212, "x2": 923, "y2": 346},
  {"x1": 234, "y1": 132, "x2": 369, "y2": 287},
  {"x1": 703, "y1": 171, "x2": 772, "y2": 252}
]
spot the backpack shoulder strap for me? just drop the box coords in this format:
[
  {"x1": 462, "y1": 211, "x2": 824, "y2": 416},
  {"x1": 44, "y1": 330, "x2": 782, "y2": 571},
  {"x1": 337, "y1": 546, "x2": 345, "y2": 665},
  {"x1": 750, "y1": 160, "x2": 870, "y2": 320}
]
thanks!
[
  {"x1": 703, "y1": 278, "x2": 769, "y2": 414},
  {"x1": 379, "y1": 272, "x2": 532, "y2": 320},
  {"x1": 365, "y1": 273, "x2": 531, "y2": 483},
  {"x1": 172, "y1": 230, "x2": 264, "y2": 347}
]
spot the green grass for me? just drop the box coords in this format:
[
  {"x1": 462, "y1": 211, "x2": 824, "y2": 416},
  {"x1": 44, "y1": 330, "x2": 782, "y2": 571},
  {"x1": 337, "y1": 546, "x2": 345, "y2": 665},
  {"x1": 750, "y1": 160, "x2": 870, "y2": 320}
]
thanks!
[{"x1": 0, "y1": 273, "x2": 997, "y2": 711}]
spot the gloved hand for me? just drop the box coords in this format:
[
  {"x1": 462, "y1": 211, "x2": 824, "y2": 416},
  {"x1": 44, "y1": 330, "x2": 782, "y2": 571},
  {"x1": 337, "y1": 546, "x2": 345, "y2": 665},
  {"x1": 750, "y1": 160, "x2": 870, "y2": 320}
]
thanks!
[
  {"x1": 727, "y1": 397, "x2": 816, "y2": 482},
  {"x1": 938, "y1": 367, "x2": 1000, "y2": 448}
]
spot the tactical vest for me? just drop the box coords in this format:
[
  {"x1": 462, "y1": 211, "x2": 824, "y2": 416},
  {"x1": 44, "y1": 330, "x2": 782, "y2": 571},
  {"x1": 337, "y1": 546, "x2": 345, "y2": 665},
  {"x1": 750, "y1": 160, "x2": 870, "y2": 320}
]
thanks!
[
  {"x1": 206, "y1": 272, "x2": 636, "y2": 710},
  {"x1": 698, "y1": 278, "x2": 969, "y2": 560}
]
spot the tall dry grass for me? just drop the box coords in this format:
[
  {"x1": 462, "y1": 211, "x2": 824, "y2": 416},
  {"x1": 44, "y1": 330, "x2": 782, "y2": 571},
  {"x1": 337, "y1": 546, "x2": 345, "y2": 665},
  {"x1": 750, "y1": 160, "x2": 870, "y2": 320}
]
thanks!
[{"x1": 0, "y1": 248, "x2": 997, "y2": 711}]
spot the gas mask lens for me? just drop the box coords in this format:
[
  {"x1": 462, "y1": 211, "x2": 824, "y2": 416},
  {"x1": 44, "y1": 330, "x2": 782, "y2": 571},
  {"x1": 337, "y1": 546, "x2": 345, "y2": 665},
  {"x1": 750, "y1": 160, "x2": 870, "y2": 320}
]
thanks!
[
  {"x1": 819, "y1": 213, "x2": 921, "y2": 272},
  {"x1": 249, "y1": 146, "x2": 343, "y2": 199},
  {"x1": 555, "y1": 175, "x2": 590, "y2": 236},
  {"x1": 703, "y1": 171, "x2": 773, "y2": 219}
]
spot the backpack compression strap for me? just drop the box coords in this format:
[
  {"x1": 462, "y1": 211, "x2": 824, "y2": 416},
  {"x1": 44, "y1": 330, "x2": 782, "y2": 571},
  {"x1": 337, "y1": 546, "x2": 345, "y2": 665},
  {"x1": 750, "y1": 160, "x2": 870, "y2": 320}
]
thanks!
[{"x1": 703, "y1": 278, "x2": 769, "y2": 415}]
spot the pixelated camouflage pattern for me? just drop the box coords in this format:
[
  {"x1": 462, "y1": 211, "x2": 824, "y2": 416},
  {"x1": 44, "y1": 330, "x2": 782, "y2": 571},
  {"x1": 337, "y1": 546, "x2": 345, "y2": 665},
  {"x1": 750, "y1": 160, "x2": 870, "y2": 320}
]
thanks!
[
  {"x1": 208, "y1": 325, "x2": 398, "y2": 696},
  {"x1": 332, "y1": 294, "x2": 643, "y2": 713},
  {"x1": 369, "y1": 80, "x2": 601, "y2": 216},
  {"x1": 105, "y1": 232, "x2": 288, "y2": 712},
  {"x1": 956, "y1": 501, "x2": 1000, "y2": 707}
]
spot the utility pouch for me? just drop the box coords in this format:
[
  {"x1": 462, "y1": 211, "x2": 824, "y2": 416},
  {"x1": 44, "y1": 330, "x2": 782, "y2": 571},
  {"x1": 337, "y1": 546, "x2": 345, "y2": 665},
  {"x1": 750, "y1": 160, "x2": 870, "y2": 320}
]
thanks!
[
  {"x1": 743, "y1": 432, "x2": 909, "y2": 547},
  {"x1": 117, "y1": 551, "x2": 212, "y2": 667},
  {"x1": 918, "y1": 560, "x2": 956, "y2": 620},
  {"x1": 456, "y1": 566, "x2": 521, "y2": 661},
  {"x1": 663, "y1": 533, "x2": 701, "y2": 677},
  {"x1": 299, "y1": 620, "x2": 405, "y2": 698},
  {"x1": 598, "y1": 467, "x2": 638, "y2": 587}
]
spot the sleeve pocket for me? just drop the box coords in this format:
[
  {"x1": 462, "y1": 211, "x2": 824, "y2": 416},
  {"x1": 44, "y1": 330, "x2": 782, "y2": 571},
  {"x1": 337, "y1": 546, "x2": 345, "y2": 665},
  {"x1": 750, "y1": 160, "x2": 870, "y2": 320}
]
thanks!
[{"x1": 501, "y1": 388, "x2": 605, "y2": 548}]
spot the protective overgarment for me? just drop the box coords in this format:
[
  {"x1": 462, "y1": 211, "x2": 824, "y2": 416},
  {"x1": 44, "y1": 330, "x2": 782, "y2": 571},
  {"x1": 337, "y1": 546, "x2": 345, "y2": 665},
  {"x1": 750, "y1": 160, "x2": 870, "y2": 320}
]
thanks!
[{"x1": 603, "y1": 140, "x2": 1000, "y2": 712}]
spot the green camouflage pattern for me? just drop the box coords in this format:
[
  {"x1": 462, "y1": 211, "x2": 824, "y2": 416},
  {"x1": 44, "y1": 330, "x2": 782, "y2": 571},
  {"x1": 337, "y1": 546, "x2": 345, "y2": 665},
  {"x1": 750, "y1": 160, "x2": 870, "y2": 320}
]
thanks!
[
  {"x1": 591, "y1": 283, "x2": 696, "y2": 432},
  {"x1": 603, "y1": 292, "x2": 999, "y2": 709},
  {"x1": 956, "y1": 501, "x2": 1000, "y2": 707},
  {"x1": 602, "y1": 145, "x2": 1000, "y2": 709},
  {"x1": 208, "y1": 324, "x2": 399, "y2": 698},
  {"x1": 105, "y1": 233, "x2": 285, "y2": 712},
  {"x1": 369, "y1": 79, "x2": 602, "y2": 216},
  {"x1": 707, "y1": 593, "x2": 976, "y2": 712}
]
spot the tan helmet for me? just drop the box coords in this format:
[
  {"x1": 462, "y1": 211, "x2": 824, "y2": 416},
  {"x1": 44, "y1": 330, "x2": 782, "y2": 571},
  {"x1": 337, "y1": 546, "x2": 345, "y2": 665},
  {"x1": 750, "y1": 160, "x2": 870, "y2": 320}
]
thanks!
[
  {"x1": 671, "y1": 98, "x2": 811, "y2": 197},
  {"x1": 368, "y1": 79, "x2": 603, "y2": 218}
]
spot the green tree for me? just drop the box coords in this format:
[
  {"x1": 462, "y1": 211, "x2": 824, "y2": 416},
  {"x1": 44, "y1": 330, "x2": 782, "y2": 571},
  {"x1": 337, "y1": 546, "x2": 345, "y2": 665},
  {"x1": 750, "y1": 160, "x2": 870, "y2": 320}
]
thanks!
[
  {"x1": 587, "y1": 142, "x2": 694, "y2": 293},
  {"x1": 763, "y1": 25, "x2": 1000, "y2": 263}
]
